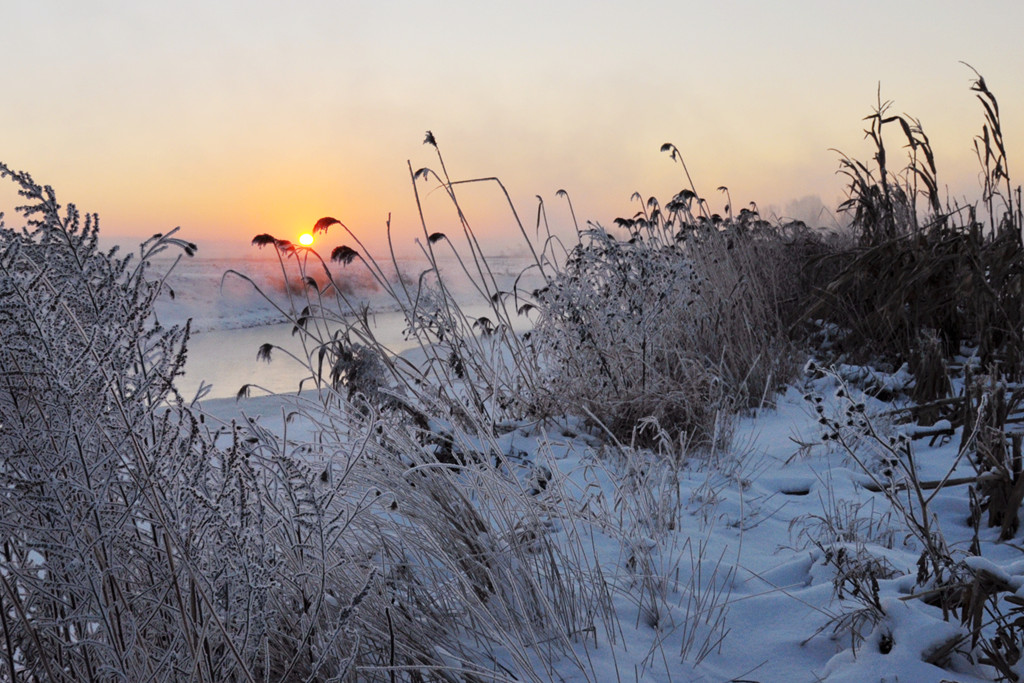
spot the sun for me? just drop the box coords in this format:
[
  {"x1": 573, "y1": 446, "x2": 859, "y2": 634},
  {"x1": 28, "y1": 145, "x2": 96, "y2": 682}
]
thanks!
[{"x1": 298, "y1": 232, "x2": 314, "y2": 247}]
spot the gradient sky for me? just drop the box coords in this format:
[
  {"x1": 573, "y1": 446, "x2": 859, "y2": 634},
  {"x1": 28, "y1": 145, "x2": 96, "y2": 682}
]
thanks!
[{"x1": 2, "y1": 1, "x2": 1022, "y2": 256}]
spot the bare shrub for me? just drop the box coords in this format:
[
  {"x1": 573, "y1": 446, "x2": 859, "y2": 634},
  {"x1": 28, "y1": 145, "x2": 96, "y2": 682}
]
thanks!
[
  {"x1": 530, "y1": 198, "x2": 797, "y2": 450},
  {"x1": 530, "y1": 226, "x2": 731, "y2": 449}
]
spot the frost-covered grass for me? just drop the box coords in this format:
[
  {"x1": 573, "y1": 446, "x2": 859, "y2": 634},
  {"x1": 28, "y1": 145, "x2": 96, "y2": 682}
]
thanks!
[
  {"x1": 191, "y1": 349, "x2": 1024, "y2": 681},
  {"x1": 5, "y1": 70, "x2": 1024, "y2": 682}
]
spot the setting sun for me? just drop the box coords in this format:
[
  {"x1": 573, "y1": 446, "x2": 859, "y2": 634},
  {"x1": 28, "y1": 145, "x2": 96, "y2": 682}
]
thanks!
[{"x1": 298, "y1": 232, "x2": 314, "y2": 247}]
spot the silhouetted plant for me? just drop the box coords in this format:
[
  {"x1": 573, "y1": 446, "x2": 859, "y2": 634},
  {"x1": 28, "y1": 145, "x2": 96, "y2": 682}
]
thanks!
[{"x1": 806, "y1": 68, "x2": 1024, "y2": 380}]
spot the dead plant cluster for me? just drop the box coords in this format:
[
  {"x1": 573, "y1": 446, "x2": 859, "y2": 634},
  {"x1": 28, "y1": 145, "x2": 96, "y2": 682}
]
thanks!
[
  {"x1": 792, "y1": 72, "x2": 1024, "y2": 677},
  {"x1": 806, "y1": 363, "x2": 1024, "y2": 679},
  {"x1": 529, "y1": 184, "x2": 802, "y2": 451},
  {"x1": 0, "y1": 166, "x2": 607, "y2": 682},
  {"x1": 806, "y1": 67, "x2": 1024, "y2": 387}
]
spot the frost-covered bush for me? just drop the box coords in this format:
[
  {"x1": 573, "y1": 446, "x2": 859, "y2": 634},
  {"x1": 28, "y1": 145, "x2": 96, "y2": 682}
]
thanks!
[
  {"x1": 531, "y1": 216, "x2": 795, "y2": 450},
  {"x1": 0, "y1": 165, "x2": 213, "y2": 678},
  {"x1": 531, "y1": 226, "x2": 726, "y2": 447},
  {"x1": 0, "y1": 166, "x2": 396, "y2": 681}
]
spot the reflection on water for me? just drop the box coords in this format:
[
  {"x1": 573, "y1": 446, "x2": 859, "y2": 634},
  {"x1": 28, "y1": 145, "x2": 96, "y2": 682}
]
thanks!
[{"x1": 178, "y1": 304, "x2": 531, "y2": 400}]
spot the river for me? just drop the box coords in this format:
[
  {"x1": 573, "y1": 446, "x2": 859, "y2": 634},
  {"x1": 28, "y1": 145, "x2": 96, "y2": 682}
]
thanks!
[{"x1": 176, "y1": 303, "x2": 529, "y2": 400}]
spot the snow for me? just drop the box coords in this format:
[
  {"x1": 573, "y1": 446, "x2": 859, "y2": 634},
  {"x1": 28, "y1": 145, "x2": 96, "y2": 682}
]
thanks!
[
  {"x1": 186, "y1": 342, "x2": 1011, "y2": 681},
  {"x1": 150, "y1": 256, "x2": 1015, "y2": 681}
]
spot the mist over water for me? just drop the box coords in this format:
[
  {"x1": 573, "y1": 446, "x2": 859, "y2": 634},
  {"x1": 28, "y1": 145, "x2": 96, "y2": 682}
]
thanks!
[
  {"x1": 178, "y1": 303, "x2": 517, "y2": 400},
  {"x1": 156, "y1": 255, "x2": 536, "y2": 400}
]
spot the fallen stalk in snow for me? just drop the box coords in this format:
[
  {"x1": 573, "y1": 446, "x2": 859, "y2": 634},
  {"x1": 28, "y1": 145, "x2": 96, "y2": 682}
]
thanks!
[{"x1": 859, "y1": 475, "x2": 978, "y2": 493}]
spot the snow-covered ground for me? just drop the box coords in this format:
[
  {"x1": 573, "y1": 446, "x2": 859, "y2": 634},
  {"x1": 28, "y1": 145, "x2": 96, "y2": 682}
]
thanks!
[
  {"x1": 160, "y1": 256, "x2": 1014, "y2": 681},
  {"x1": 195, "y1": 352, "x2": 1006, "y2": 681}
]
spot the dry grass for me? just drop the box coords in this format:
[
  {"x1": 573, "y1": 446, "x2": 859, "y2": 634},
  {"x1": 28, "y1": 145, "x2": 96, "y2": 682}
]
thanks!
[
  {"x1": 6, "y1": 65, "x2": 1023, "y2": 681},
  {"x1": 805, "y1": 67, "x2": 1024, "y2": 379}
]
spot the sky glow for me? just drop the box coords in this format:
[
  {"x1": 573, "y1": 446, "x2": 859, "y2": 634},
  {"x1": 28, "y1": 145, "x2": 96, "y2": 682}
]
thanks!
[{"x1": 2, "y1": 1, "x2": 1022, "y2": 255}]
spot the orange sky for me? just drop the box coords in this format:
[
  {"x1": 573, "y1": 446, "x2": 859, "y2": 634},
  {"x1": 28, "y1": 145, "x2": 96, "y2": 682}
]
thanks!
[{"x1": 2, "y1": 1, "x2": 1022, "y2": 257}]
